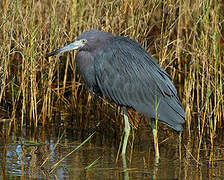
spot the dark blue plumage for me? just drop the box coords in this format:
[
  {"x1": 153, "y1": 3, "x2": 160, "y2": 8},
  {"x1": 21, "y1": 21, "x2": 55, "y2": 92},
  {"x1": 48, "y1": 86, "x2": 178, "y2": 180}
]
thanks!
[
  {"x1": 46, "y1": 30, "x2": 186, "y2": 160},
  {"x1": 75, "y1": 30, "x2": 185, "y2": 131}
]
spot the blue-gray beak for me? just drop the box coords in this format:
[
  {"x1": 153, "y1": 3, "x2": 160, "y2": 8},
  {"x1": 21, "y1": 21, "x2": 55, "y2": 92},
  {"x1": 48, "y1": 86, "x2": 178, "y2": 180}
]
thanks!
[{"x1": 45, "y1": 39, "x2": 86, "y2": 59}]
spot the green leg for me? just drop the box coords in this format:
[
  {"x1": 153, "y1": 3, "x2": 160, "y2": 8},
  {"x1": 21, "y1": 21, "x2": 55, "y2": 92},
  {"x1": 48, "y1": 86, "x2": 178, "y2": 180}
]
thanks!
[
  {"x1": 122, "y1": 107, "x2": 130, "y2": 155},
  {"x1": 179, "y1": 131, "x2": 182, "y2": 160},
  {"x1": 122, "y1": 154, "x2": 129, "y2": 179},
  {"x1": 151, "y1": 119, "x2": 159, "y2": 163}
]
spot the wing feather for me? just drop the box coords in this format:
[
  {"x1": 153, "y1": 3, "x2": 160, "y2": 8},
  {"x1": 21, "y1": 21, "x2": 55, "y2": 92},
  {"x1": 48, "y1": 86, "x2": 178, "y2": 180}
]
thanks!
[{"x1": 94, "y1": 37, "x2": 185, "y2": 131}]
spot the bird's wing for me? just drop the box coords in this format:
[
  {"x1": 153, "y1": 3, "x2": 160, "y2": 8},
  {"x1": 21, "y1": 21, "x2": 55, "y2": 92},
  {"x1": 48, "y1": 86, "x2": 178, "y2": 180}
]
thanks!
[{"x1": 94, "y1": 37, "x2": 185, "y2": 131}]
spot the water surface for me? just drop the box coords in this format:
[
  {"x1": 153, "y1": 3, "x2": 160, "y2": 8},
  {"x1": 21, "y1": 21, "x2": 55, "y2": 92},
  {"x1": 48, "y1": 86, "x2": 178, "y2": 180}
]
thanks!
[{"x1": 0, "y1": 117, "x2": 224, "y2": 179}]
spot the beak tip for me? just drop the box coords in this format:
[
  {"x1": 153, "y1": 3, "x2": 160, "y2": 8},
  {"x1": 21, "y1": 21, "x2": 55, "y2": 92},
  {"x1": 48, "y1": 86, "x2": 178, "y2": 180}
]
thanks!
[{"x1": 45, "y1": 51, "x2": 58, "y2": 59}]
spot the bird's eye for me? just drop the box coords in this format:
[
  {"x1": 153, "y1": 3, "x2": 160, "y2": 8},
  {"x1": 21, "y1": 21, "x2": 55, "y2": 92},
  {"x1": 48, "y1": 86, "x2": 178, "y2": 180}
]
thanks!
[{"x1": 81, "y1": 39, "x2": 87, "y2": 43}]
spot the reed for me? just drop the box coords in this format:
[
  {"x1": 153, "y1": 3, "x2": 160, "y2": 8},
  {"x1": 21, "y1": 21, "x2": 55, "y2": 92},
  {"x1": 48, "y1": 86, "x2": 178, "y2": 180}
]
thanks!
[{"x1": 0, "y1": 0, "x2": 223, "y2": 164}]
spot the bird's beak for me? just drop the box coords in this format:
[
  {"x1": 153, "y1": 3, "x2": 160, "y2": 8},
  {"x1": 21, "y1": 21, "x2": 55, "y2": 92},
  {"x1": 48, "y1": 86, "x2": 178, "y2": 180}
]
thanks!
[{"x1": 45, "y1": 40, "x2": 85, "y2": 59}]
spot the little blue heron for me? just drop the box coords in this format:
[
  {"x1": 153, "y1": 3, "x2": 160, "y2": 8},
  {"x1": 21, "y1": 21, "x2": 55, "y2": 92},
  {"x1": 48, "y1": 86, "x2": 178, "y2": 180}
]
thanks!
[{"x1": 46, "y1": 30, "x2": 185, "y2": 162}]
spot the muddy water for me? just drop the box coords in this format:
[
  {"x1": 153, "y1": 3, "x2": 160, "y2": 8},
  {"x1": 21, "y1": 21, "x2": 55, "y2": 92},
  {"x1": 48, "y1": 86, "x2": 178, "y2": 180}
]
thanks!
[{"x1": 0, "y1": 118, "x2": 224, "y2": 180}]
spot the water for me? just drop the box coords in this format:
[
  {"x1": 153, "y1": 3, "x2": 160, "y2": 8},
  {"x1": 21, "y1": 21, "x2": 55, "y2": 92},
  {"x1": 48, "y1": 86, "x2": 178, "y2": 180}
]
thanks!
[{"x1": 0, "y1": 119, "x2": 224, "y2": 179}]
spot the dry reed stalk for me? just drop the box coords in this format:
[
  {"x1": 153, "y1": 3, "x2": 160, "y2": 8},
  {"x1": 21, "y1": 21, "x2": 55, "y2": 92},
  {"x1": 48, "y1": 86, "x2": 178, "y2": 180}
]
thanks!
[{"x1": 0, "y1": 0, "x2": 223, "y2": 164}]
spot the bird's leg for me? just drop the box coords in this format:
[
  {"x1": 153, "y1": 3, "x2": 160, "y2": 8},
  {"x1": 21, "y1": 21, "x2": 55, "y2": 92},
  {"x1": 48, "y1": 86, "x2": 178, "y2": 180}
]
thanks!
[
  {"x1": 122, "y1": 153, "x2": 129, "y2": 179},
  {"x1": 122, "y1": 107, "x2": 130, "y2": 155},
  {"x1": 151, "y1": 119, "x2": 159, "y2": 163},
  {"x1": 179, "y1": 131, "x2": 182, "y2": 160}
]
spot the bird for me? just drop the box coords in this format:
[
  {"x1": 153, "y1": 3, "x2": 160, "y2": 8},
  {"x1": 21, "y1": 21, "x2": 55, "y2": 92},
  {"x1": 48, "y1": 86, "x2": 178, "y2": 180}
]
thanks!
[{"x1": 46, "y1": 30, "x2": 185, "y2": 162}]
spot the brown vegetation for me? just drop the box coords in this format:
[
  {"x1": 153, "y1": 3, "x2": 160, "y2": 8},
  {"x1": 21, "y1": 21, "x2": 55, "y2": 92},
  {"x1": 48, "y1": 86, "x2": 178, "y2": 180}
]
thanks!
[{"x1": 0, "y1": 0, "x2": 223, "y2": 165}]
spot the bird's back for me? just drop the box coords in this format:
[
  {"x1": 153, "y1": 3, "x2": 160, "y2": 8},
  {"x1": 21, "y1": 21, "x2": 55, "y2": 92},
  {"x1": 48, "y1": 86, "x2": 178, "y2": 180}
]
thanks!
[{"x1": 93, "y1": 36, "x2": 185, "y2": 131}]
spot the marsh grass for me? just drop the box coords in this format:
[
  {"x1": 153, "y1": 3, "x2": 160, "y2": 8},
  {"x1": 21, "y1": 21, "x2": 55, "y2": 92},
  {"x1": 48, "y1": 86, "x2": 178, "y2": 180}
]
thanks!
[{"x1": 0, "y1": 0, "x2": 223, "y2": 165}]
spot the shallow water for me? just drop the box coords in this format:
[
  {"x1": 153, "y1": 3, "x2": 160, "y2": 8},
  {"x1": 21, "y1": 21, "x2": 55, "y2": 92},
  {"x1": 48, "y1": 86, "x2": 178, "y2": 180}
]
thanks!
[{"x1": 0, "y1": 118, "x2": 224, "y2": 180}]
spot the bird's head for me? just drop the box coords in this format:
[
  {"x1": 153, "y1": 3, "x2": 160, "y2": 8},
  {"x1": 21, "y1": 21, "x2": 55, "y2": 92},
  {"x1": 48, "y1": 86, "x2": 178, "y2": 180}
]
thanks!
[{"x1": 45, "y1": 30, "x2": 114, "y2": 58}]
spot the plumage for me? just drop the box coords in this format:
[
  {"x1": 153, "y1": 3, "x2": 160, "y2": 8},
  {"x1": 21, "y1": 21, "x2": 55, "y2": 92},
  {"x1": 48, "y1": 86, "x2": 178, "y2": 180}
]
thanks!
[
  {"x1": 75, "y1": 33, "x2": 185, "y2": 131},
  {"x1": 94, "y1": 37, "x2": 185, "y2": 131},
  {"x1": 46, "y1": 30, "x2": 186, "y2": 160}
]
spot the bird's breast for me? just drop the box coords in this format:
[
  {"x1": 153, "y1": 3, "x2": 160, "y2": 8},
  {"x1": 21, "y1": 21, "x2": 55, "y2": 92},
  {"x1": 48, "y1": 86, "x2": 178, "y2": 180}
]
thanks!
[{"x1": 75, "y1": 51, "x2": 97, "y2": 91}]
